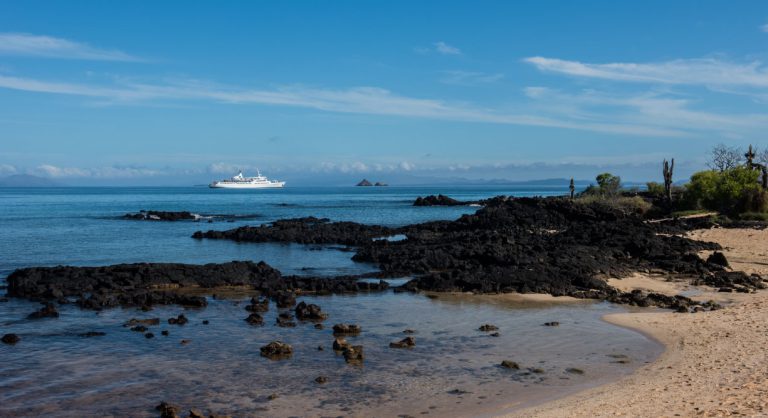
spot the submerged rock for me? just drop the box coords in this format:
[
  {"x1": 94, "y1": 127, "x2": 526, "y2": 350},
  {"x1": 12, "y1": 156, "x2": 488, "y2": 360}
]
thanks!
[
  {"x1": 478, "y1": 324, "x2": 498, "y2": 332},
  {"x1": 27, "y1": 302, "x2": 59, "y2": 319},
  {"x1": 389, "y1": 336, "x2": 416, "y2": 348},
  {"x1": 275, "y1": 317, "x2": 297, "y2": 328},
  {"x1": 500, "y1": 360, "x2": 520, "y2": 369},
  {"x1": 125, "y1": 318, "x2": 160, "y2": 327},
  {"x1": 155, "y1": 401, "x2": 180, "y2": 418},
  {"x1": 245, "y1": 297, "x2": 269, "y2": 312},
  {"x1": 295, "y1": 301, "x2": 328, "y2": 320},
  {"x1": 260, "y1": 341, "x2": 293, "y2": 359},
  {"x1": 245, "y1": 313, "x2": 264, "y2": 326},
  {"x1": 2, "y1": 333, "x2": 20, "y2": 345},
  {"x1": 315, "y1": 376, "x2": 328, "y2": 384},
  {"x1": 168, "y1": 314, "x2": 188, "y2": 325},
  {"x1": 274, "y1": 291, "x2": 297, "y2": 309},
  {"x1": 333, "y1": 324, "x2": 362, "y2": 335},
  {"x1": 342, "y1": 345, "x2": 364, "y2": 363},
  {"x1": 78, "y1": 331, "x2": 106, "y2": 337},
  {"x1": 333, "y1": 337, "x2": 350, "y2": 351}
]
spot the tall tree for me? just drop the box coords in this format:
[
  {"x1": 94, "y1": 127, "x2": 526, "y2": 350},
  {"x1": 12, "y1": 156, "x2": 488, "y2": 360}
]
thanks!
[{"x1": 707, "y1": 144, "x2": 742, "y2": 172}]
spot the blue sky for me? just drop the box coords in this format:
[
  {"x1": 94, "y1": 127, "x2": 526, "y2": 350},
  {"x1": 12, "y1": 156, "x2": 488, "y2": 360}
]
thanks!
[{"x1": 1, "y1": 1, "x2": 768, "y2": 185}]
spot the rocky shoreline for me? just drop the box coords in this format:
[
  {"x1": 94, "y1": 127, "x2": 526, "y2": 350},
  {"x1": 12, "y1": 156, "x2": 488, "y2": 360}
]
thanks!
[
  {"x1": 7, "y1": 261, "x2": 388, "y2": 310},
  {"x1": 6, "y1": 196, "x2": 767, "y2": 313}
]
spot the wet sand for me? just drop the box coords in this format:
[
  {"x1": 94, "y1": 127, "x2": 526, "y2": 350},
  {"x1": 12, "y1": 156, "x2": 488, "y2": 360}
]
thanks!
[{"x1": 509, "y1": 227, "x2": 768, "y2": 417}]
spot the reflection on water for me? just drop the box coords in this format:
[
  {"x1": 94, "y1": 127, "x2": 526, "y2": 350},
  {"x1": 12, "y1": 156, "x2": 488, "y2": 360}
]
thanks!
[
  {"x1": 0, "y1": 187, "x2": 660, "y2": 417},
  {"x1": 0, "y1": 290, "x2": 661, "y2": 417}
]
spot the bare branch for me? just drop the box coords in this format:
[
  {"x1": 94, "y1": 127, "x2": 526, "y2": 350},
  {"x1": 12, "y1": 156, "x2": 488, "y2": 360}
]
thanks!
[{"x1": 707, "y1": 144, "x2": 742, "y2": 172}]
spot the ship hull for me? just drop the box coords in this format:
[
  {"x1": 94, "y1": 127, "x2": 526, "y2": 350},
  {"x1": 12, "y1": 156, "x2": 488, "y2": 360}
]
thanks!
[{"x1": 209, "y1": 181, "x2": 285, "y2": 189}]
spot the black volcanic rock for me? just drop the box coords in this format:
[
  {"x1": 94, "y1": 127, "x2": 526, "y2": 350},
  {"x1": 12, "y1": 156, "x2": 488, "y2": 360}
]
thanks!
[
  {"x1": 413, "y1": 194, "x2": 467, "y2": 206},
  {"x1": 28, "y1": 302, "x2": 59, "y2": 319},
  {"x1": 193, "y1": 217, "x2": 394, "y2": 246},
  {"x1": 11, "y1": 196, "x2": 759, "y2": 312},
  {"x1": 706, "y1": 251, "x2": 729, "y2": 267},
  {"x1": 124, "y1": 210, "x2": 197, "y2": 221},
  {"x1": 260, "y1": 341, "x2": 293, "y2": 359},
  {"x1": 186, "y1": 197, "x2": 751, "y2": 309},
  {"x1": 6, "y1": 260, "x2": 389, "y2": 309},
  {"x1": 295, "y1": 301, "x2": 328, "y2": 320}
]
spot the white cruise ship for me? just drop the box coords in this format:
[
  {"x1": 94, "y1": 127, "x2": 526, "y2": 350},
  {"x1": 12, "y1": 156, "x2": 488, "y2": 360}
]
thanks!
[{"x1": 209, "y1": 170, "x2": 285, "y2": 189}]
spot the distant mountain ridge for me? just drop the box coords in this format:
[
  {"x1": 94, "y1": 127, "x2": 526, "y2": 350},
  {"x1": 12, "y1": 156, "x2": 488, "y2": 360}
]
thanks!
[{"x1": 0, "y1": 175, "x2": 63, "y2": 187}]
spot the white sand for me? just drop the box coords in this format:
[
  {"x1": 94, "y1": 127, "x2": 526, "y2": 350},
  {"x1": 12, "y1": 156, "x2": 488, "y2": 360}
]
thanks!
[{"x1": 505, "y1": 227, "x2": 768, "y2": 417}]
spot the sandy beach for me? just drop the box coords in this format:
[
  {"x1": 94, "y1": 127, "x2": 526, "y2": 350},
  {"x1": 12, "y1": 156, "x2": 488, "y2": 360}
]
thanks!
[{"x1": 509, "y1": 226, "x2": 768, "y2": 417}]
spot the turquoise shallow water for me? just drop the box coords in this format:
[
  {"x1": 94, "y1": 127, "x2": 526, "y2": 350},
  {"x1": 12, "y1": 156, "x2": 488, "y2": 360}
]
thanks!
[{"x1": 0, "y1": 186, "x2": 661, "y2": 417}]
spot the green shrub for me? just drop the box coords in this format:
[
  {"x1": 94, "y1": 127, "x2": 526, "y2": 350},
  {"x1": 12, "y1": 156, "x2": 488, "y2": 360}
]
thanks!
[
  {"x1": 738, "y1": 188, "x2": 768, "y2": 213},
  {"x1": 683, "y1": 167, "x2": 762, "y2": 214},
  {"x1": 595, "y1": 173, "x2": 621, "y2": 196},
  {"x1": 577, "y1": 195, "x2": 652, "y2": 216},
  {"x1": 737, "y1": 212, "x2": 768, "y2": 221},
  {"x1": 646, "y1": 182, "x2": 665, "y2": 198}
]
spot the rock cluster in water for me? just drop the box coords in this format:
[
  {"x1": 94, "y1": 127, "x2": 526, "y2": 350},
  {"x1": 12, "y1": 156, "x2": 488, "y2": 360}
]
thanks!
[{"x1": 124, "y1": 210, "x2": 198, "y2": 221}]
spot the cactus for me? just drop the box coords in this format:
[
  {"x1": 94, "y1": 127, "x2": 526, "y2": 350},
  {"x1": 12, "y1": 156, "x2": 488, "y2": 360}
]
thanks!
[
  {"x1": 745, "y1": 145, "x2": 756, "y2": 168},
  {"x1": 663, "y1": 159, "x2": 674, "y2": 202}
]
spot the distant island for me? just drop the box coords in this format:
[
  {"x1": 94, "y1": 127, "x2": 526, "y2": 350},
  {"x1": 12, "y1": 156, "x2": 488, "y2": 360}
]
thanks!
[{"x1": 356, "y1": 179, "x2": 388, "y2": 186}]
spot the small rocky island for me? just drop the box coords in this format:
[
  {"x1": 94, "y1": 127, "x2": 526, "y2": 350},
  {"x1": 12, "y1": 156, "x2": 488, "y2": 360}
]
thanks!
[{"x1": 355, "y1": 179, "x2": 388, "y2": 186}]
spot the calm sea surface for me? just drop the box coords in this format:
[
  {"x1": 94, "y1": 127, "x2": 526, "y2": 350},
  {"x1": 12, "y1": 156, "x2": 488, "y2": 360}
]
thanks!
[{"x1": 0, "y1": 186, "x2": 661, "y2": 417}]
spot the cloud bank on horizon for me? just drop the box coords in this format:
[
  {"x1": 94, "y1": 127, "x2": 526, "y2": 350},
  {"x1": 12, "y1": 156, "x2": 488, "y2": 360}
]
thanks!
[{"x1": 1, "y1": 1, "x2": 767, "y2": 184}]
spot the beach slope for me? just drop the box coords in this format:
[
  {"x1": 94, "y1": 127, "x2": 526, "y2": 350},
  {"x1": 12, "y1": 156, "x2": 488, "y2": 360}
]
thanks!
[{"x1": 512, "y1": 227, "x2": 768, "y2": 417}]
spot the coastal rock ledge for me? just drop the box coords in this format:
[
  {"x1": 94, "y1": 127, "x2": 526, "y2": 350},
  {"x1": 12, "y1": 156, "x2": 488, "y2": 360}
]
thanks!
[{"x1": 6, "y1": 261, "x2": 388, "y2": 309}]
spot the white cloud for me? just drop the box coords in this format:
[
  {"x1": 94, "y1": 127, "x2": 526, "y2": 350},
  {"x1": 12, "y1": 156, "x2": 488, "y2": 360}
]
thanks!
[
  {"x1": 434, "y1": 41, "x2": 461, "y2": 55},
  {"x1": 521, "y1": 87, "x2": 768, "y2": 137},
  {"x1": 440, "y1": 70, "x2": 504, "y2": 85},
  {"x1": 33, "y1": 164, "x2": 161, "y2": 178},
  {"x1": 208, "y1": 162, "x2": 240, "y2": 174},
  {"x1": 0, "y1": 33, "x2": 140, "y2": 61},
  {"x1": 316, "y1": 161, "x2": 370, "y2": 174},
  {"x1": 524, "y1": 56, "x2": 768, "y2": 88},
  {"x1": 399, "y1": 161, "x2": 415, "y2": 171},
  {"x1": 0, "y1": 74, "x2": 687, "y2": 137},
  {"x1": 762, "y1": 23, "x2": 768, "y2": 32},
  {"x1": 0, "y1": 163, "x2": 17, "y2": 175}
]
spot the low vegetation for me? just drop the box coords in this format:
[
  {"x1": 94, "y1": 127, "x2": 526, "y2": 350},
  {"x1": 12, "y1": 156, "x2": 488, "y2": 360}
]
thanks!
[{"x1": 576, "y1": 143, "x2": 768, "y2": 219}]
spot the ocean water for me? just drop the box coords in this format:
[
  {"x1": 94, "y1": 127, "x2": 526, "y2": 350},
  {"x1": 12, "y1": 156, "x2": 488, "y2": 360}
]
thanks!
[{"x1": 0, "y1": 186, "x2": 661, "y2": 417}]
